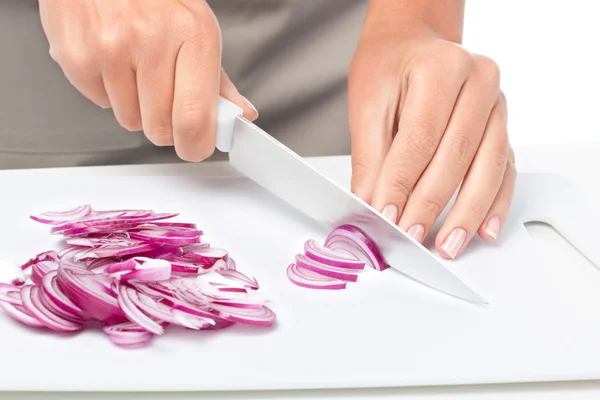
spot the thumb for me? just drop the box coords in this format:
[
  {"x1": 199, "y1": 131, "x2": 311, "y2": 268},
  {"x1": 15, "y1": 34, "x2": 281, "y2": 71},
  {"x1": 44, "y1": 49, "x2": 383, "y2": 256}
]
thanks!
[
  {"x1": 219, "y1": 68, "x2": 259, "y2": 121},
  {"x1": 348, "y1": 61, "x2": 396, "y2": 203}
]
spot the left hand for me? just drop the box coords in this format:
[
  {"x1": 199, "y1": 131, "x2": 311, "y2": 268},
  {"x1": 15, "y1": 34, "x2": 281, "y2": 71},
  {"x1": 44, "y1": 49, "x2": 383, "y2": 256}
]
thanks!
[{"x1": 348, "y1": 19, "x2": 516, "y2": 259}]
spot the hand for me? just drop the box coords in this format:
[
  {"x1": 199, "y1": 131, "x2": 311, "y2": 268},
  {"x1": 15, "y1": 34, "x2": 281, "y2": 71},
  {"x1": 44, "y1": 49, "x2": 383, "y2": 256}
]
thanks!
[
  {"x1": 38, "y1": 0, "x2": 258, "y2": 161},
  {"x1": 348, "y1": 17, "x2": 516, "y2": 259}
]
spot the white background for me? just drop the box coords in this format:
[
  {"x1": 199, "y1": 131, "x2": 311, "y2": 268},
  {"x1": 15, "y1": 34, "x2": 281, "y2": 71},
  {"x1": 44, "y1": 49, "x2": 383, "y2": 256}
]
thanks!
[{"x1": 463, "y1": 0, "x2": 599, "y2": 146}]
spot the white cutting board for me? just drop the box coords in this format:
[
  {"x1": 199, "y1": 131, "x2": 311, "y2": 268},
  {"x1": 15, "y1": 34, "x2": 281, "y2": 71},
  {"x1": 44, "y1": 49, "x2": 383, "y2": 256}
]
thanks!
[{"x1": 0, "y1": 172, "x2": 599, "y2": 392}]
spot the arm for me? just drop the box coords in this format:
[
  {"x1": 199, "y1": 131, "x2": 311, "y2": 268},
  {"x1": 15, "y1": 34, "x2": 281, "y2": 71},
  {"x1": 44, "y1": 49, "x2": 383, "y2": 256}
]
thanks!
[{"x1": 365, "y1": 0, "x2": 465, "y2": 44}]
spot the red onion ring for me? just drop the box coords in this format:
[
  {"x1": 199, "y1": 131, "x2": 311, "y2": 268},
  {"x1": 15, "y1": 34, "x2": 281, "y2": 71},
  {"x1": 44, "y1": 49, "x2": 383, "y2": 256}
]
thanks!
[
  {"x1": 286, "y1": 263, "x2": 347, "y2": 290},
  {"x1": 294, "y1": 254, "x2": 358, "y2": 282}
]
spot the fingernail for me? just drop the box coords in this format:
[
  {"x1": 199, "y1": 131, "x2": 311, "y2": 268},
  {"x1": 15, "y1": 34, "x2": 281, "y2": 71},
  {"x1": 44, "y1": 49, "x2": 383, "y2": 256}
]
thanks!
[
  {"x1": 407, "y1": 224, "x2": 425, "y2": 242},
  {"x1": 441, "y1": 228, "x2": 467, "y2": 259},
  {"x1": 381, "y1": 204, "x2": 398, "y2": 223},
  {"x1": 241, "y1": 96, "x2": 258, "y2": 115},
  {"x1": 485, "y1": 216, "x2": 501, "y2": 239}
]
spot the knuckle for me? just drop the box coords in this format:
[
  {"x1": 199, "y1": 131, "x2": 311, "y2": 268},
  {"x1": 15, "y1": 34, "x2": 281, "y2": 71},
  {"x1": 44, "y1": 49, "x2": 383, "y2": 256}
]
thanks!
[
  {"x1": 405, "y1": 115, "x2": 439, "y2": 158},
  {"x1": 490, "y1": 151, "x2": 509, "y2": 173},
  {"x1": 445, "y1": 45, "x2": 473, "y2": 74},
  {"x1": 54, "y1": 47, "x2": 95, "y2": 73},
  {"x1": 467, "y1": 201, "x2": 488, "y2": 222},
  {"x1": 422, "y1": 41, "x2": 473, "y2": 76},
  {"x1": 386, "y1": 172, "x2": 413, "y2": 200},
  {"x1": 98, "y1": 30, "x2": 124, "y2": 55},
  {"x1": 351, "y1": 156, "x2": 373, "y2": 182},
  {"x1": 420, "y1": 195, "x2": 445, "y2": 218},
  {"x1": 176, "y1": 102, "x2": 209, "y2": 136},
  {"x1": 446, "y1": 134, "x2": 473, "y2": 167},
  {"x1": 176, "y1": 8, "x2": 219, "y2": 42},
  {"x1": 474, "y1": 56, "x2": 501, "y2": 88}
]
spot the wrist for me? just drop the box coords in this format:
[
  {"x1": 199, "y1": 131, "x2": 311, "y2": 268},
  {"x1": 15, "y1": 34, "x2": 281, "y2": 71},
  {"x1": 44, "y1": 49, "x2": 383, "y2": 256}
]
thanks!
[{"x1": 363, "y1": 0, "x2": 465, "y2": 44}]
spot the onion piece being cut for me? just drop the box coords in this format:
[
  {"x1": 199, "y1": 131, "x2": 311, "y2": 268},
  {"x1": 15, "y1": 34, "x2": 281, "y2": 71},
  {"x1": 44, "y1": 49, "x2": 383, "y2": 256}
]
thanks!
[
  {"x1": 324, "y1": 225, "x2": 388, "y2": 271},
  {"x1": 286, "y1": 224, "x2": 387, "y2": 291}
]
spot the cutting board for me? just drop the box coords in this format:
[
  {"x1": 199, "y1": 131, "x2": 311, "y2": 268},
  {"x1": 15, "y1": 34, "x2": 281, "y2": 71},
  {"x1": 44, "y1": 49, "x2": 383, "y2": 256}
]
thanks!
[{"x1": 0, "y1": 171, "x2": 599, "y2": 392}]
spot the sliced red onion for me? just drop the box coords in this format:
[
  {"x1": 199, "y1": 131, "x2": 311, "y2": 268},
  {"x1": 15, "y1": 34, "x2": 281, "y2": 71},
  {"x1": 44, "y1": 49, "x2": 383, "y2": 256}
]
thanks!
[
  {"x1": 304, "y1": 239, "x2": 365, "y2": 270},
  {"x1": 57, "y1": 266, "x2": 126, "y2": 324},
  {"x1": 1, "y1": 205, "x2": 275, "y2": 348},
  {"x1": 20, "y1": 285, "x2": 82, "y2": 332},
  {"x1": 126, "y1": 288, "x2": 215, "y2": 330},
  {"x1": 214, "y1": 270, "x2": 259, "y2": 290},
  {"x1": 132, "y1": 245, "x2": 183, "y2": 260},
  {"x1": 41, "y1": 271, "x2": 86, "y2": 321},
  {"x1": 294, "y1": 254, "x2": 358, "y2": 282},
  {"x1": 0, "y1": 283, "x2": 23, "y2": 305},
  {"x1": 116, "y1": 284, "x2": 164, "y2": 335},
  {"x1": 0, "y1": 299, "x2": 44, "y2": 328},
  {"x1": 117, "y1": 258, "x2": 171, "y2": 283},
  {"x1": 129, "y1": 229, "x2": 202, "y2": 245},
  {"x1": 207, "y1": 304, "x2": 276, "y2": 327},
  {"x1": 72, "y1": 241, "x2": 162, "y2": 260},
  {"x1": 286, "y1": 263, "x2": 347, "y2": 290},
  {"x1": 20, "y1": 250, "x2": 59, "y2": 271},
  {"x1": 51, "y1": 212, "x2": 178, "y2": 235},
  {"x1": 324, "y1": 224, "x2": 388, "y2": 271},
  {"x1": 184, "y1": 247, "x2": 228, "y2": 265},
  {"x1": 30, "y1": 205, "x2": 92, "y2": 225},
  {"x1": 103, "y1": 322, "x2": 154, "y2": 348},
  {"x1": 31, "y1": 260, "x2": 59, "y2": 286}
]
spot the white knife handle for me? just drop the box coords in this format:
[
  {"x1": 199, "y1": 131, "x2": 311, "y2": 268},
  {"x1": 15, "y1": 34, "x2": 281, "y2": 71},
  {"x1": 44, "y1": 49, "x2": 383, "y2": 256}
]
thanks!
[{"x1": 216, "y1": 96, "x2": 244, "y2": 153}]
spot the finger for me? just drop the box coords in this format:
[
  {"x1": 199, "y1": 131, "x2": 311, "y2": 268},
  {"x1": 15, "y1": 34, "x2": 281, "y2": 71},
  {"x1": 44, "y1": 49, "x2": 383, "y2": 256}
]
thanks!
[
  {"x1": 347, "y1": 59, "x2": 399, "y2": 203},
  {"x1": 370, "y1": 60, "x2": 470, "y2": 224},
  {"x1": 398, "y1": 59, "x2": 501, "y2": 242},
  {"x1": 172, "y1": 30, "x2": 221, "y2": 162},
  {"x1": 220, "y1": 68, "x2": 259, "y2": 121},
  {"x1": 478, "y1": 145, "x2": 517, "y2": 241},
  {"x1": 435, "y1": 96, "x2": 509, "y2": 259},
  {"x1": 63, "y1": 73, "x2": 111, "y2": 109},
  {"x1": 103, "y1": 65, "x2": 142, "y2": 132},
  {"x1": 136, "y1": 51, "x2": 176, "y2": 146}
]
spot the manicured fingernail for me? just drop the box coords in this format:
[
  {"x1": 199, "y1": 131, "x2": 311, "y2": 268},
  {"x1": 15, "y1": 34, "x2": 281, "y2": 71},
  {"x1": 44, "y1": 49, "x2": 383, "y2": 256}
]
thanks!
[
  {"x1": 407, "y1": 224, "x2": 425, "y2": 242},
  {"x1": 241, "y1": 96, "x2": 258, "y2": 115},
  {"x1": 441, "y1": 228, "x2": 467, "y2": 259},
  {"x1": 485, "y1": 216, "x2": 501, "y2": 239},
  {"x1": 381, "y1": 204, "x2": 398, "y2": 223}
]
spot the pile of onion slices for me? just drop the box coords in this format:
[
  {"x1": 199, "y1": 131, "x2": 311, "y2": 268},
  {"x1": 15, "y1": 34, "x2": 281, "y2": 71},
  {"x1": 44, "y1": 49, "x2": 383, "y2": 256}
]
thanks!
[{"x1": 0, "y1": 205, "x2": 275, "y2": 348}]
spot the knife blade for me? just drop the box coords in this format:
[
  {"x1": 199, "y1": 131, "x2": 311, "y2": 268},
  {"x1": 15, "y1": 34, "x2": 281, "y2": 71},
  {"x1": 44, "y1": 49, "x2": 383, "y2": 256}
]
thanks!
[{"x1": 216, "y1": 97, "x2": 486, "y2": 304}]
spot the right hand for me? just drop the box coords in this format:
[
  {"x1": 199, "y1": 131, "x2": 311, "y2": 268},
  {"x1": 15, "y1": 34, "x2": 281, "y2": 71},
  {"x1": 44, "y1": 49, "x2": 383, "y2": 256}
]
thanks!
[{"x1": 38, "y1": 0, "x2": 258, "y2": 161}]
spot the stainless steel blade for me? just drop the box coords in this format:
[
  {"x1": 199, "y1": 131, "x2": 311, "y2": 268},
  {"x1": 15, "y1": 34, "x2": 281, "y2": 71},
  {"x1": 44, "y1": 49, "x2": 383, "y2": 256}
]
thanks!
[{"x1": 228, "y1": 116, "x2": 486, "y2": 304}]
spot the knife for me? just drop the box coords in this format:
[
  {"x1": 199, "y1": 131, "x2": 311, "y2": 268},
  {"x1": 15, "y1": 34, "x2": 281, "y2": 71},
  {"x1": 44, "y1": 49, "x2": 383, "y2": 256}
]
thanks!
[{"x1": 216, "y1": 97, "x2": 486, "y2": 304}]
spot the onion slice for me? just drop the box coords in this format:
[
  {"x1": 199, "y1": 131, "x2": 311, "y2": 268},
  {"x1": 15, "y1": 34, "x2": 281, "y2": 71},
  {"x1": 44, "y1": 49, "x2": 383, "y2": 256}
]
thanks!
[
  {"x1": 295, "y1": 254, "x2": 358, "y2": 282},
  {"x1": 304, "y1": 239, "x2": 365, "y2": 270},
  {"x1": 286, "y1": 263, "x2": 347, "y2": 290}
]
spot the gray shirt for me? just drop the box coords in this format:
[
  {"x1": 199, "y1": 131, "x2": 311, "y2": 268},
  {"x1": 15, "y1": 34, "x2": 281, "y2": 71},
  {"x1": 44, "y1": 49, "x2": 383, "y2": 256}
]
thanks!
[{"x1": 0, "y1": 0, "x2": 367, "y2": 169}]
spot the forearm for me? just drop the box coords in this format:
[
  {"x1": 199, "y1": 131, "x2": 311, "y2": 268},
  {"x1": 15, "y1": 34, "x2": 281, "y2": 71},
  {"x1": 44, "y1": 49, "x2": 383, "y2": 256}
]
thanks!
[{"x1": 363, "y1": 0, "x2": 465, "y2": 43}]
